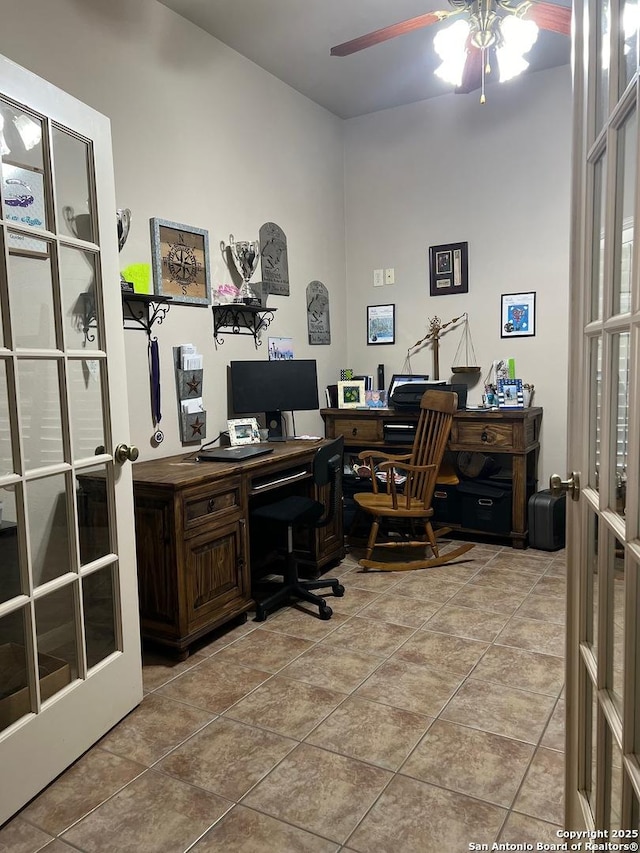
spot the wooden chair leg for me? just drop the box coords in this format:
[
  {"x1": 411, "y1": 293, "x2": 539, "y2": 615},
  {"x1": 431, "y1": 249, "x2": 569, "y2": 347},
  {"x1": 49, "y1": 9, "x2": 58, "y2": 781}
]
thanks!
[
  {"x1": 364, "y1": 518, "x2": 380, "y2": 565},
  {"x1": 424, "y1": 520, "x2": 439, "y2": 558}
]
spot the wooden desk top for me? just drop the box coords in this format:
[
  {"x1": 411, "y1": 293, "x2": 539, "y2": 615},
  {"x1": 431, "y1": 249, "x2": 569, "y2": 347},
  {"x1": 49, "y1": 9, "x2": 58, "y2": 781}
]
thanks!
[
  {"x1": 320, "y1": 407, "x2": 542, "y2": 420},
  {"x1": 130, "y1": 438, "x2": 325, "y2": 489}
]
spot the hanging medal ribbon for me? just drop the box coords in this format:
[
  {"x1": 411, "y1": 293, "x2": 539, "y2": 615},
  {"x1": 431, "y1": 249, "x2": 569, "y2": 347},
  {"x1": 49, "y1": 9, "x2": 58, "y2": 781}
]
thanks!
[{"x1": 149, "y1": 339, "x2": 164, "y2": 445}]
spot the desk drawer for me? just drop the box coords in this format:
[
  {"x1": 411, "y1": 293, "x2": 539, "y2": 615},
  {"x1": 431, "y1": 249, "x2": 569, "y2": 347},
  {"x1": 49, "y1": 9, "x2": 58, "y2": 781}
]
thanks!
[
  {"x1": 454, "y1": 421, "x2": 514, "y2": 450},
  {"x1": 183, "y1": 478, "x2": 242, "y2": 530},
  {"x1": 330, "y1": 417, "x2": 381, "y2": 444}
]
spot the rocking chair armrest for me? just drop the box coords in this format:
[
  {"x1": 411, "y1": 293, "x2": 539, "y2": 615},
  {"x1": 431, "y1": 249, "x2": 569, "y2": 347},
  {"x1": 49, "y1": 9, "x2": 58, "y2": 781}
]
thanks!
[
  {"x1": 377, "y1": 461, "x2": 436, "y2": 476},
  {"x1": 380, "y1": 461, "x2": 438, "y2": 506},
  {"x1": 356, "y1": 450, "x2": 412, "y2": 464}
]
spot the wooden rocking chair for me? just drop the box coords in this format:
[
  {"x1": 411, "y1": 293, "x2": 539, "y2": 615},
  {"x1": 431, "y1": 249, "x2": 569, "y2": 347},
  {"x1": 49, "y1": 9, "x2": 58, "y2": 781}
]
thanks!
[{"x1": 353, "y1": 389, "x2": 474, "y2": 571}]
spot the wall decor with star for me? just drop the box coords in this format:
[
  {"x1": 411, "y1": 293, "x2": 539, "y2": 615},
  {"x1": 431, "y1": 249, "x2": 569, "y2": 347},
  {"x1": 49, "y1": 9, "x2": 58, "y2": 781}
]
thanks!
[
  {"x1": 150, "y1": 218, "x2": 211, "y2": 306},
  {"x1": 173, "y1": 345, "x2": 206, "y2": 443}
]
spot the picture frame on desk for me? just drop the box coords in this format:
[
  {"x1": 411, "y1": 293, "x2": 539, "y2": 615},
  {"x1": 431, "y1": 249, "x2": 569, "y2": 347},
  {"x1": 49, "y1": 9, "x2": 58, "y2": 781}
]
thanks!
[
  {"x1": 497, "y1": 379, "x2": 524, "y2": 408},
  {"x1": 338, "y1": 380, "x2": 366, "y2": 409},
  {"x1": 227, "y1": 417, "x2": 259, "y2": 445}
]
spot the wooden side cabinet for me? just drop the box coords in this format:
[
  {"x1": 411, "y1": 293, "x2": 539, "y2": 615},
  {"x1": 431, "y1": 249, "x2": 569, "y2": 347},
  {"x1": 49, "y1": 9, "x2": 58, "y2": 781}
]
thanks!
[
  {"x1": 322, "y1": 406, "x2": 543, "y2": 549},
  {"x1": 133, "y1": 476, "x2": 250, "y2": 658}
]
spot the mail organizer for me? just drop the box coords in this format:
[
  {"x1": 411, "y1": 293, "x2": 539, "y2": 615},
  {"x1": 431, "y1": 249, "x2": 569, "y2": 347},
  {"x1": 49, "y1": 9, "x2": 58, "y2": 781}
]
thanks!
[{"x1": 174, "y1": 346, "x2": 206, "y2": 443}]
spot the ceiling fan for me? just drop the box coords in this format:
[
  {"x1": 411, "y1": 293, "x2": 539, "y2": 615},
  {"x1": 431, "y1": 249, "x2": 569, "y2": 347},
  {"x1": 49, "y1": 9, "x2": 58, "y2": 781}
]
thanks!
[{"x1": 330, "y1": 0, "x2": 571, "y2": 103}]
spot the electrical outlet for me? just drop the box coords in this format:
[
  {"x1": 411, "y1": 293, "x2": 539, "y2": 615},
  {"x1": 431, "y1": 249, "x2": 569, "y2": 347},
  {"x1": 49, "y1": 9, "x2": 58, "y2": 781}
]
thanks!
[
  {"x1": 385, "y1": 268, "x2": 395, "y2": 284},
  {"x1": 373, "y1": 269, "x2": 384, "y2": 287}
]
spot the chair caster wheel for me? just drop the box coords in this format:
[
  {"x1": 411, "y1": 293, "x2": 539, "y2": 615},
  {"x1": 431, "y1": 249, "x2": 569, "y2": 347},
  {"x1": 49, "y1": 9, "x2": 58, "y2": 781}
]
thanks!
[
  {"x1": 333, "y1": 584, "x2": 345, "y2": 597},
  {"x1": 319, "y1": 604, "x2": 333, "y2": 620}
]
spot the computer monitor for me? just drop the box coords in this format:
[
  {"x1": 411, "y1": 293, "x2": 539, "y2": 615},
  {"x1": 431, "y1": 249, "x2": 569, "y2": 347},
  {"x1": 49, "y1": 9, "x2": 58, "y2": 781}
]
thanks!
[
  {"x1": 230, "y1": 359, "x2": 319, "y2": 437},
  {"x1": 387, "y1": 373, "x2": 430, "y2": 400}
]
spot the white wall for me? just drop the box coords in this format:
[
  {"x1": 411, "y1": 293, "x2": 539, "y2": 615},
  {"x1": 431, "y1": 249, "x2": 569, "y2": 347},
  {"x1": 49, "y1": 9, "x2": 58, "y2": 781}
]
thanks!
[
  {"x1": 343, "y1": 65, "x2": 572, "y2": 487},
  {"x1": 0, "y1": 0, "x2": 347, "y2": 458},
  {"x1": 0, "y1": 0, "x2": 572, "y2": 488}
]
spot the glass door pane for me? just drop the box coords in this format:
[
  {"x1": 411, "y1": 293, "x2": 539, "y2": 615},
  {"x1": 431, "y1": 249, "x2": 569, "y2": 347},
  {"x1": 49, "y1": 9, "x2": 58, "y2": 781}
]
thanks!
[
  {"x1": 597, "y1": 0, "x2": 612, "y2": 135},
  {"x1": 591, "y1": 154, "x2": 607, "y2": 322},
  {"x1": 613, "y1": 108, "x2": 636, "y2": 315},
  {"x1": 610, "y1": 332, "x2": 629, "y2": 515},
  {"x1": 589, "y1": 336, "x2": 603, "y2": 491}
]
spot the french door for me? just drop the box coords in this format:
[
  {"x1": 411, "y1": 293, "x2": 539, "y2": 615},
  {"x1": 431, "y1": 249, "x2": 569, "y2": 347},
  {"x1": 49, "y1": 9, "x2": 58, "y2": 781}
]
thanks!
[
  {"x1": 0, "y1": 56, "x2": 141, "y2": 822},
  {"x1": 565, "y1": 0, "x2": 640, "y2": 830}
]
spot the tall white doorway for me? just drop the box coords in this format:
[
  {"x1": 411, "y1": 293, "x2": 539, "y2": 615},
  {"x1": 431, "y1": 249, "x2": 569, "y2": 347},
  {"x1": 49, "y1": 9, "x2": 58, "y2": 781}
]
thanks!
[{"x1": 0, "y1": 55, "x2": 142, "y2": 822}]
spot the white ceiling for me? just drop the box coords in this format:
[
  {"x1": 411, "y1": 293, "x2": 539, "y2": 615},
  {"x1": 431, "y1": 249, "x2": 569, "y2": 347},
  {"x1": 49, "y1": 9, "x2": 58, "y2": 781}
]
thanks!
[{"x1": 157, "y1": 0, "x2": 572, "y2": 119}]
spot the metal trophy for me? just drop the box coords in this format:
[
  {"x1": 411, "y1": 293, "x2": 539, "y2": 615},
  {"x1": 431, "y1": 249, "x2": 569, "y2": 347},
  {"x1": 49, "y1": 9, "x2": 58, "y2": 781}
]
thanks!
[
  {"x1": 117, "y1": 208, "x2": 133, "y2": 292},
  {"x1": 227, "y1": 234, "x2": 260, "y2": 304}
]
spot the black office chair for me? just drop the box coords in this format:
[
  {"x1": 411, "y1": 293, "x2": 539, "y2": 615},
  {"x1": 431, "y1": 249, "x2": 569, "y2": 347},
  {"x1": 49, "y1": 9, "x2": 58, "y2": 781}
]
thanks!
[{"x1": 251, "y1": 436, "x2": 345, "y2": 621}]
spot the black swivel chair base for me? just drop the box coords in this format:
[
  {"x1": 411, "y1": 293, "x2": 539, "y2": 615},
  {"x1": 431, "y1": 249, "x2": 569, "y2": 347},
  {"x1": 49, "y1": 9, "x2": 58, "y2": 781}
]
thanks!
[
  {"x1": 254, "y1": 561, "x2": 344, "y2": 622},
  {"x1": 251, "y1": 437, "x2": 346, "y2": 622}
]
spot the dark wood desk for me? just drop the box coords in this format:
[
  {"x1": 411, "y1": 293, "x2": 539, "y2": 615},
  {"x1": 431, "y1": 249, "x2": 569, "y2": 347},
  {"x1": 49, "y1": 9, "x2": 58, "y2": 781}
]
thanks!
[
  {"x1": 80, "y1": 440, "x2": 344, "y2": 658},
  {"x1": 321, "y1": 406, "x2": 543, "y2": 548}
]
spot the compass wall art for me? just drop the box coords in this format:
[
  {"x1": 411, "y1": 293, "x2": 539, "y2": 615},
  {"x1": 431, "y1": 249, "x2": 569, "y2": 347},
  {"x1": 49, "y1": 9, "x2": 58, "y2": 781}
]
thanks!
[{"x1": 150, "y1": 218, "x2": 211, "y2": 306}]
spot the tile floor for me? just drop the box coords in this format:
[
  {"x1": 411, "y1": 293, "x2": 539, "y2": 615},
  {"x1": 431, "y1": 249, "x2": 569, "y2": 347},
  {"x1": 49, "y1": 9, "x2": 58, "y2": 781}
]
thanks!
[{"x1": 1, "y1": 541, "x2": 567, "y2": 853}]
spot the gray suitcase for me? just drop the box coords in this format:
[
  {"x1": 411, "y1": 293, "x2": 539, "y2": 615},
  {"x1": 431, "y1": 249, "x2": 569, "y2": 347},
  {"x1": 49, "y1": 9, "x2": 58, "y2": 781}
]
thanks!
[{"x1": 528, "y1": 489, "x2": 566, "y2": 551}]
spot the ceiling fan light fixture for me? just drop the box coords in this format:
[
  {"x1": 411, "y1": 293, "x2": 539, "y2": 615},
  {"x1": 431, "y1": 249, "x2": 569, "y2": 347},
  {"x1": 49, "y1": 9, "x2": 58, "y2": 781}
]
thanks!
[
  {"x1": 434, "y1": 19, "x2": 471, "y2": 86},
  {"x1": 0, "y1": 115, "x2": 10, "y2": 157},
  {"x1": 12, "y1": 114, "x2": 41, "y2": 151},
  {"x1": 496, "y1": 15, "x2": 539, "y2": 82}
]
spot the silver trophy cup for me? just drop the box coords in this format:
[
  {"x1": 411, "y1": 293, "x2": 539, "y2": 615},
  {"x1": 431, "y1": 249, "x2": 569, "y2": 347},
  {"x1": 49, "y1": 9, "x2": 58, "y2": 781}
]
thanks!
[
  {"x1": 228, "y1": 234, "x2": 260, "y2": 303},
  {"x1": 117, "y1": 208, "x2": 132, "y2": 291},
  {"x1": 117, "y1": 208, "x2": 131, "y2": 251}
]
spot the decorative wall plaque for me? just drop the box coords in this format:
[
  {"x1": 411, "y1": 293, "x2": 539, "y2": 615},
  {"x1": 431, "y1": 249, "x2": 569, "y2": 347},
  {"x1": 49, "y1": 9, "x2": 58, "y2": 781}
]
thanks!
[
  {"x1": 259, "y1": 222, "x2": 289, "y2": 296},
  {"x1": 306, "y1": 281, "x2": 330, "y2": 345}
]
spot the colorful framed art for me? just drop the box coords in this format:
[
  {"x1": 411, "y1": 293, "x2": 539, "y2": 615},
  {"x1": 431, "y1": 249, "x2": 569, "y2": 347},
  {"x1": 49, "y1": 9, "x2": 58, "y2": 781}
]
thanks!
[
  {"x1": 501, "y1": 292, "x2": 536, "y2": 338},
  {"x1": 367, "y1": 304, "x2": 395, "y2": 345}
]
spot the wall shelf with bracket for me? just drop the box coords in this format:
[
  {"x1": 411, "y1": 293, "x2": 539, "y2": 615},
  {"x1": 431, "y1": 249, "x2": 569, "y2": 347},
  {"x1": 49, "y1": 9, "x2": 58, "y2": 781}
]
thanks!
[
  {"x1": 79, "y1": 292, "x2": 172, "y2": 344},
  {"x1": 212, "y1": 304, "x2": 277, "y2": 349},
  {"x1": 122, "y1": 293, "x2": 172, "y2": 340}
]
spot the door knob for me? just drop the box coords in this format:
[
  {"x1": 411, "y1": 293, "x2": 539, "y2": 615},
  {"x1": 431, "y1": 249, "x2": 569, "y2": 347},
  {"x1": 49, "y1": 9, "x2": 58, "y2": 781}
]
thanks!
[
  {"x1": 114, "y1": 443, "x2": 139, "y2": 464},
  {"x1": 550, "y1": 471, "x2": 580, "y2": 501}
]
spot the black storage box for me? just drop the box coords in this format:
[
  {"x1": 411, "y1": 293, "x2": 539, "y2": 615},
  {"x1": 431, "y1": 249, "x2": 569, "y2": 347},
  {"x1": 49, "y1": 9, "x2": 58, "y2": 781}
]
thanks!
[
  {"x1": 528, "y1": 489, "x2": 566, "y2": 551},
  {"x1": 432, "y1": 483, "x2": 461, "y2": 524},
  {"x1": 458, "y1": 479, "x2": 512, "y2": 534},
  {"x1": 342, "y1": 475, "x2": 373, "y2": 529}
]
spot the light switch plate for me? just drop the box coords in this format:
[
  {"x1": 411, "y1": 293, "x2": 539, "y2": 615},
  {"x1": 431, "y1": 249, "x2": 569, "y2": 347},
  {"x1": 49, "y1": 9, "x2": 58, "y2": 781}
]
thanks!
[
  {"x1": 384, "y1": 268, "x2": 395, "y2": 285},
  {"x1": 373, "y1": 269, "x2": 384, "y2": 287}
]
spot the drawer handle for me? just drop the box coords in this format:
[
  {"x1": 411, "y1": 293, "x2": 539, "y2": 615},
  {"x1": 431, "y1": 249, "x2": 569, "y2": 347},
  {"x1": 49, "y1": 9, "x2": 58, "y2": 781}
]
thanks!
[
  {"x1": 478, "y1": 499, "x2": 494, "y2": 506},
  {"x1": 481, "y1": 431, "x2": 488, "y2": 443},
  {"x1": 352, "y1": 427, "x2": 358, "y2": 437},
  {"x1": 207, "y1": 498, "x2": 216, "y2": 513}
]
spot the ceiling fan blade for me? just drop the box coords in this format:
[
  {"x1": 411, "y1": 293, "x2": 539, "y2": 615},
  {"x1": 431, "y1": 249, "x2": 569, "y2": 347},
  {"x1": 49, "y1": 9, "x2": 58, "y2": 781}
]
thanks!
[
  {"x1": 455, "y1": 45, "x2": 483, "y2": 94},
  {"x1": 330, "y1": 11, "x2": 447, "y2": 56},
  {"x1": 524, "y1": 2, "x2": 571, "y2": 35}
]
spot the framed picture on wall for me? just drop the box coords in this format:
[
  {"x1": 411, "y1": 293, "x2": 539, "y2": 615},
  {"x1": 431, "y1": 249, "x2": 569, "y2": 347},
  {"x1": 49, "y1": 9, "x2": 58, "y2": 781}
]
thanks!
[
  {"x1": 150, "y1": 218, "x2": 211, "y2": 306},
  {"x1": 501, "y1": 291, "x2": 536, "y2": 338},
  {"x1": 428, "y1": 241, "x2": 468, "y2": 296},
  {"x1": 367, "y1": 304, "x2": 395, "y2": 345}
]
